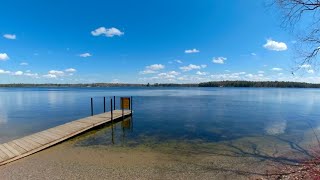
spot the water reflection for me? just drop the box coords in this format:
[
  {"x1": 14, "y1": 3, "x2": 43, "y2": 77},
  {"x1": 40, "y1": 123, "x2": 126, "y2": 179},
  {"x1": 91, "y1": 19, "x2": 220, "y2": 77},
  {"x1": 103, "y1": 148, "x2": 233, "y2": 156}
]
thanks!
[
  {"x1": 265, "y1": 119, "x2": 287, "y2": 135},
  {"x1": 1, "y1": 87, "x2": 320, "y2": 148},
  {"x1": 0, "y1": 101, "x2": 7, "y2": 126},
  {"x1": 75, "y1": 117, "x2": 134, "y2": 147}
]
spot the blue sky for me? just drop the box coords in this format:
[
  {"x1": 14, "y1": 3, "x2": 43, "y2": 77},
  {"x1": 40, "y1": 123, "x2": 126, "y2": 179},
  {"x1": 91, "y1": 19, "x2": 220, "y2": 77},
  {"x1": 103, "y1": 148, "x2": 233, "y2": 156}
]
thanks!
[{"x1": 0, "y1": 0, "x2": 317, "y2": 83}]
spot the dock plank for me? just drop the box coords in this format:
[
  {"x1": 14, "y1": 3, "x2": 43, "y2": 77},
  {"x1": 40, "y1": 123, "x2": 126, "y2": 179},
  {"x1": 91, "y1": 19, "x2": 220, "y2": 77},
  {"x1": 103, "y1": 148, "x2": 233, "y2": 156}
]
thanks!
[
  {"x1": 7, "y1": 142, "x2": 27, "y2": 155},
  {"x1": 0, "y1": 145, "x2": 15, "y2": 158},
  {"x1": 0, "y1": 149, "x2": 9, "y2": 161},
  {"x1": 3, "y1": 143, "x2": 20, "y2": 156},
  {"x1": 0, "y1": 109, "x2": 132, "y2": 166}
]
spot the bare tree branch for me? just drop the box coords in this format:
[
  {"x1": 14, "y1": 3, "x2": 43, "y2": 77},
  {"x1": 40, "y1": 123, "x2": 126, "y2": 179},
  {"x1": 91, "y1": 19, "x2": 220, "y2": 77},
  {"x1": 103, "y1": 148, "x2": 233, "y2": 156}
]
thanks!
[{"x1": 273, "y1": 0, "x2": 320, "y2": 72}]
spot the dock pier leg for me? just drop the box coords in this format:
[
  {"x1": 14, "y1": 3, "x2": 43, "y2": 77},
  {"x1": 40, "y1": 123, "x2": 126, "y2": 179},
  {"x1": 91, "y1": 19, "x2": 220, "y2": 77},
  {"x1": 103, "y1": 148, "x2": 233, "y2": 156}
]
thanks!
[
  {"x1": 130, "y1": 96, "x2": 133, "y2": 115},
  {"x1": 91, "y1": 98, "x2": 93, "y2": 116},
  {"x1": 103, "y1": 97, "x2": 106, "y2": 113},
  {"x1": 111, "y1": 98, "x2": 113, "y2": 121}
]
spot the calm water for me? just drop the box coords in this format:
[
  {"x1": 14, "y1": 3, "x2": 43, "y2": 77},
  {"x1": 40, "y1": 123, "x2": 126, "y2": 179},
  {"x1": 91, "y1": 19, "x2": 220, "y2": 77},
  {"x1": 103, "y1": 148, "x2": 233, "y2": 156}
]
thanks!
[{"x1": 1, "y1": 87, "x2": 320, "y2": 148}]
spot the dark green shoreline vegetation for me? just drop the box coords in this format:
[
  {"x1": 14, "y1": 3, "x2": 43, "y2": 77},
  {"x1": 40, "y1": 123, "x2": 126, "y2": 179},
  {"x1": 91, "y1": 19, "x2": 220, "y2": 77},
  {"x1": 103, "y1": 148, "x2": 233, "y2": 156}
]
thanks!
[{"x1": 1, "y1": 81, "x2": 320, "y2": 88}]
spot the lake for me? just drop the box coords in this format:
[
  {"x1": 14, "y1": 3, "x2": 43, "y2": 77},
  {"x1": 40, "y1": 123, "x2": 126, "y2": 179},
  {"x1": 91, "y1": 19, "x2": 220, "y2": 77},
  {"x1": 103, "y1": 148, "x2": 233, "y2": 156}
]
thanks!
[
  {"x1": 1, "y1": 87, "x2": 320, "y2": 178},
  {"x1": 1, "y1": 87, "x2": 319, "y2": 146}
]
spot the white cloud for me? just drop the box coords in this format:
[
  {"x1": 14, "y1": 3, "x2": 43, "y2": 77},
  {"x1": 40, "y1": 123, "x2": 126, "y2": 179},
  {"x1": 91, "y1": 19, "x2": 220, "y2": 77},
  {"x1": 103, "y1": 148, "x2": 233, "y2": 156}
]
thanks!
[
  {"x1": 65, "y1": 68, "x2": 76, "y2": 73},
  {"x1": 146, "y1": 64, "x2": 165, "y2": 71},
  {"x1": 20, "y1": 62, "x2": 28, "y2": 66},
  {"x1": 251, "y1": 53, "x2": 257, "y2": 56},
  {"x1": 43, "y1": 74, "x2": 57, "y2": 78},
  {"x1": 180, "y1": 64, "x2": 201, "y2": 71},
  {"x1": 158, "y1": 73, "x2": 176, "y2": 79},
  {"x1": 212, "y1": 57, "x2": 227, "y2": 64},
  {"x1": 185, "y1": 49, "x2": 200, "y2": 54},
  {"x1": 0, "y1": 69, "x2": 10, "y2": 74},
  {"x1": 307, "y1": 69, "x2": 314, "y2": 74},
  {"x1": 258, "y1": 71, "x2": 265, "y2": 74},
  {"x1": 0, "y1": 53, "x2": 9, "y2": 61},
  {"x1": 174, "y1": 60, "x2": 183, "y2": 64},
  {"x1": 3, "y1": 34, "x2": 16, "y2": 40},
  {"x1": 140, "y1": 64, "x2": 165, "y2": 74},
  {"x1": 91, "y1": 27, "x2": 124, "y2": 37},
  {"x1": 13, "y1": 71, "x2": 23, "y2": 76},
  {"x1": 200, "y1": 64, "x2": 207, "y2": 68},
  {"x1": 196, "y1": 71, "x2": 208, "y2": 75},
  {"x1": 263, "y1": 39, "x2": 287, "y2": 51},
  {"x1": 79, "y1": 53, "x2": 92, "y2": 58},
  {"x1": 301, "y1": 64, "x2": 311, "y2": 69},
  {"x1": 271, "y1": 68, "x2": 283, "y2": 71},
  {"x1": 167, "y1": 71, "x2": 180, "y2": 76},
  {"x1": 49, "y1": 70, "x2": 64, "y2": 75},
  {"x1": 24, "y1": 72, "x2": 39, "y2": 78},
  {"x1": 139, "y1": 69, "x2": 157, "y2": 74}
]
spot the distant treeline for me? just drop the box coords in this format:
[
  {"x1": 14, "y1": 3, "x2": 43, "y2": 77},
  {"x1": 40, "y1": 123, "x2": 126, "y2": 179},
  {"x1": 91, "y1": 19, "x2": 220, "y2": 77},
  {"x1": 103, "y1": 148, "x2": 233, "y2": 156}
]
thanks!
[
  {"x1": 198, "y1": 81, "x2": 320, "y2": 88},
  {"x1": 0, "y1": 83, "x2": 145, "y2": 88},
  {"x1": 1, "y1": 81, "x2": 320, "y2": 88}
]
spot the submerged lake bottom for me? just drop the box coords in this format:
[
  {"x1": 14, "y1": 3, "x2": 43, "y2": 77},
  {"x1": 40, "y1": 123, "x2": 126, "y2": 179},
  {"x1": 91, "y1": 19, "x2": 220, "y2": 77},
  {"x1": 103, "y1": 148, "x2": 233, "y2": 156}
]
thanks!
[{"x1": 0, "y1": 87, "x2": 319, "y2": 179}]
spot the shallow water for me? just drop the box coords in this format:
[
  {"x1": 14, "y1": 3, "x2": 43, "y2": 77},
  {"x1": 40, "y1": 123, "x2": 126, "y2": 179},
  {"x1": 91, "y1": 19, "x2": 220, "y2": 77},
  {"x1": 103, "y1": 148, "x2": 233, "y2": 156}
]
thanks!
[
  {"x1": 1, "y1": 87, "x2": 320, "y2": 149},
  {"x1": 1, "y1": 87, "x2": 320, "y2": 178}
]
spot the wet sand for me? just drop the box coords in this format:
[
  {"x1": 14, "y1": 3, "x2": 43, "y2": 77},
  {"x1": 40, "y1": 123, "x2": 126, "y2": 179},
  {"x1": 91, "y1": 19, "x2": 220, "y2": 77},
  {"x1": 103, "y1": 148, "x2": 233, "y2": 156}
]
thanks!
[
  {"x1": 0, "y1": 140, "x2": 296, "y2": 179},
  {"x1": 0, "y1": 124, "x2": 317, "y2": 180}
]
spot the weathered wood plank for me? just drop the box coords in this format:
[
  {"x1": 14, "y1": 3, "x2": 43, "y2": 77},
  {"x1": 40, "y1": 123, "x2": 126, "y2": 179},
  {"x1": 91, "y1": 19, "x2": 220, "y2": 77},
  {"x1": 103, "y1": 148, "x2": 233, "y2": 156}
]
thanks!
[
  {"x1": 12, "y1": 139, "x2": 32, "y2": 151},
  {"x1": 3, "y1": 143, "x2": 20, "y2": 156},
  {"x1": 0, "y1": 145, "x2": 15, "y2": 158},
  {"x1": 7, "y1": 142, "x2": 27, "y2": 155},
  {"x1": 19, "y1": 137, "x2": 41, "y2": 149},
  {"x1": 38, "y1": 130, "x2": 62, "y2": 140},
  {"x1": 0, "y1": 149, "x2": 9, "y2": 161},
  {"x1": 0, "y1": 110, "x2": 132, "y2": 166},
  {"x1": 26, "y1": 135, "x2": 48, "y2": 145},
  {"x1": 32, "y1": 133, "x2": 54, "y2": 142}
]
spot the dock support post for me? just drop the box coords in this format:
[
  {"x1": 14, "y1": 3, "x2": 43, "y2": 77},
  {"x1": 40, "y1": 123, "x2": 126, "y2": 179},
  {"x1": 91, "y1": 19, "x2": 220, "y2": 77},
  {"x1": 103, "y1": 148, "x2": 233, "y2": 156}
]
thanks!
[
  {"x1": 113, "y1": 96, "x2": 116, "y2": 110},
  {"x1": 130, "y1": 96, "x2": 133, "y2": 115},
  {"x1": 121, "y1": 97, "x2": 124, "y2": 119},
  {"x1": 111, "y1": 98, "x2": 113, "y2": 121},
  {"x1": 103, "y1": 97, "x2": 106, "y2": 113},
  {"x1": 91, "y1": 98, "x2": 93, "y2": 116}
]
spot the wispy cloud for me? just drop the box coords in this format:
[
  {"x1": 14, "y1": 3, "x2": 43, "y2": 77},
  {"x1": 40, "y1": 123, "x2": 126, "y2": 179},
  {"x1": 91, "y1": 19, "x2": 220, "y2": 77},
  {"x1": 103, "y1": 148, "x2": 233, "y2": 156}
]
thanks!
[
  {"x1": 263, "y1": 39, "x2": 287, "y2": 51},
  {"x1": 180, "y1": 64, "x2": 201, "y2": 71},
  {"x1": 212, "y1": 57, "x2": 227, "y2": 64},
  {"x1": 20, "y1": 62, "x2": 28, "y2": 66},
  {"x1": 43, "y1": 74, "x2": 57, "y2": 78},
  {"x1": 300, "y1": 64, "x2": 311, "y2": 69},
  {"x1": 140, "y1": 64, "x2": 165, "y2": 74},
  {"x1": 0, "y1": 69, "x2": 10, "y2": 74},
  {"x1": 79, "y1": 53, "x2": 92, "y2": 58},
  {"x1": 196, "y1": 71, "x2": 208, "y2": 75},
  {"x1": 0, "y1": 53, "x2": 9, "y2": 61},
  {"x1": 91, "y1": 27, "x2": 124, "y2": 37},
  {"x1": 185, "y1": 49, "x2": 199, "y2": 54},
  {"x1": 3, "y1": 34, "x2": 16, "y2": 40},
  {"x1": 175, "y1": 60, "x2": 183, "y2": 63},
  {"x1": 271, "y1": 67, "x2": 283, "y2": 71},
  {"x1": 13, "y1": 71, "x2": 23, "y2": 76},
  {"x1": 65, "y1": 68, "x2": 76, "y2": 73}
]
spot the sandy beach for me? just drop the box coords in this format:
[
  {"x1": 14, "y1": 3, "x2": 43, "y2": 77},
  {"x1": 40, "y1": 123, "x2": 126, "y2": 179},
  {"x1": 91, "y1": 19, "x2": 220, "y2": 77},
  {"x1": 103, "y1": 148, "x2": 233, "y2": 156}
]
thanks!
[{"x1": 1, "y1": 128, "x2": 313, "y2": 180}]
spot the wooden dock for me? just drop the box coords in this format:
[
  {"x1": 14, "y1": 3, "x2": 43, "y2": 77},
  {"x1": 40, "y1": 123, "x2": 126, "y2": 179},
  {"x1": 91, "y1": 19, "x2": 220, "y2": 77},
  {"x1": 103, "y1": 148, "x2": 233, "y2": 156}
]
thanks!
[{"x1": 0, "y1": 110, "x2": 132, "y2": 166}]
